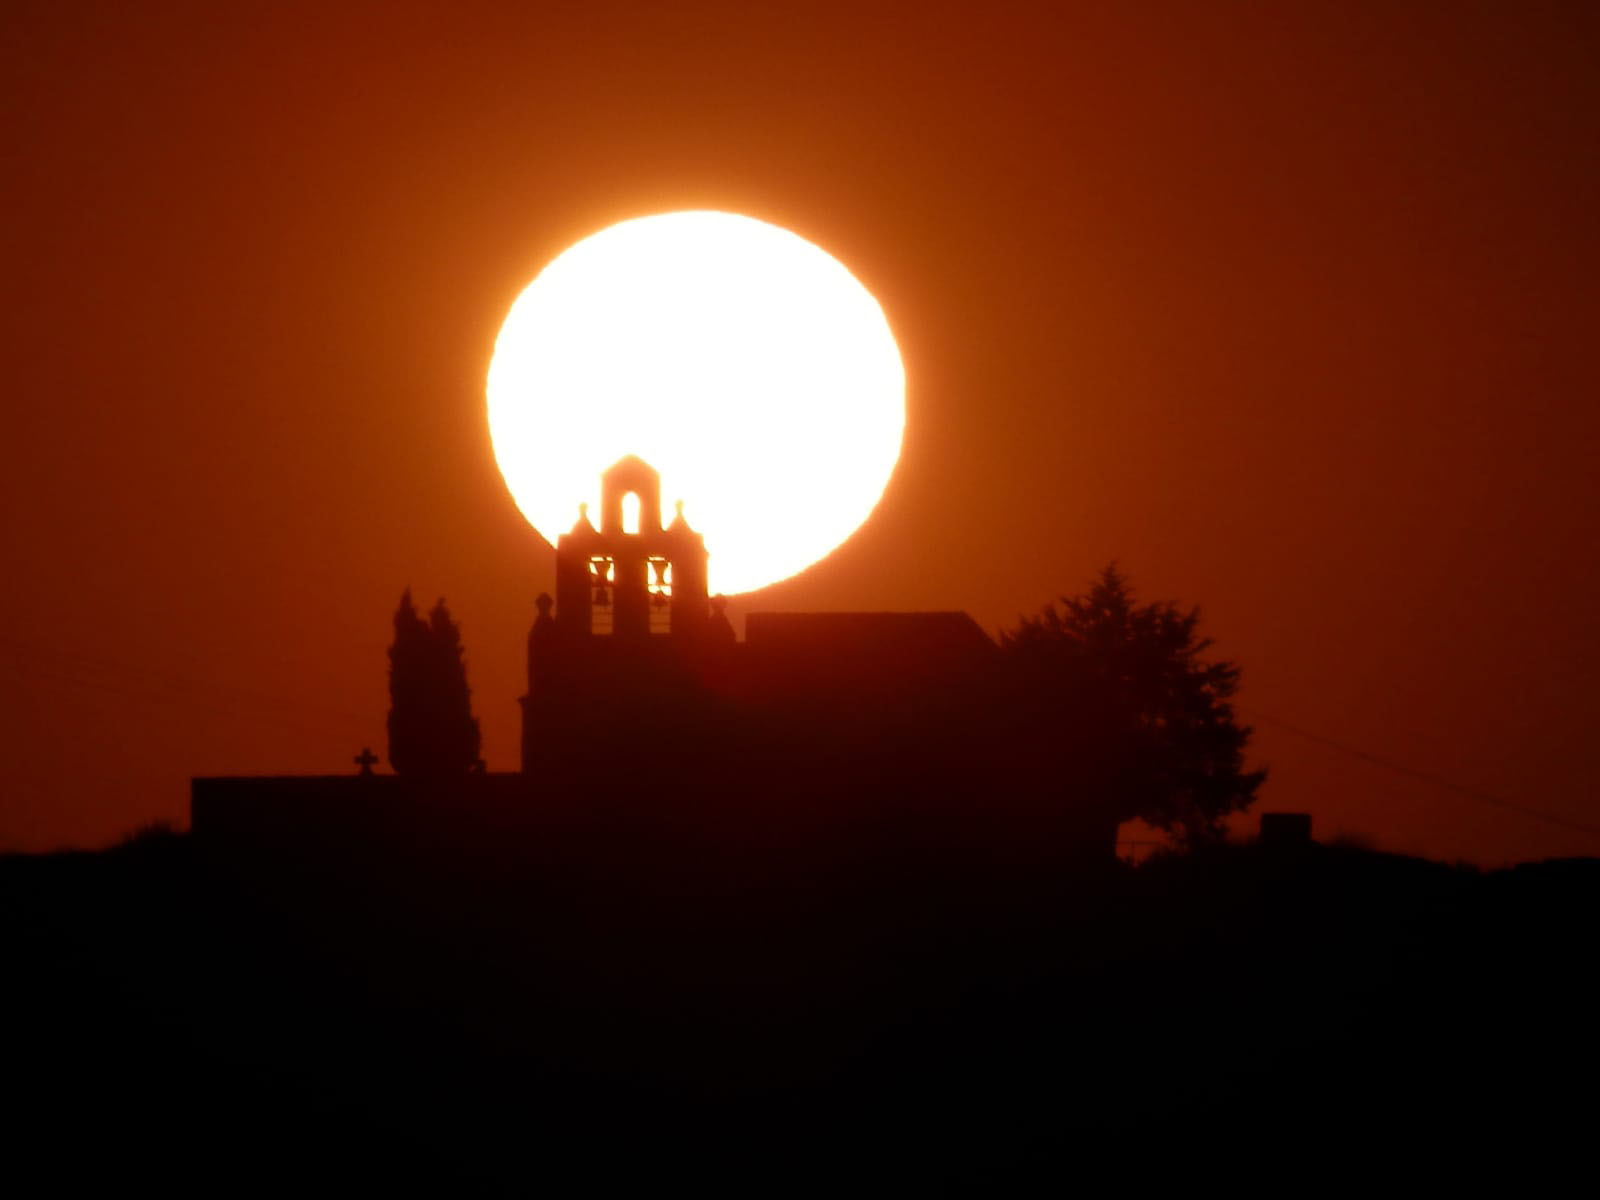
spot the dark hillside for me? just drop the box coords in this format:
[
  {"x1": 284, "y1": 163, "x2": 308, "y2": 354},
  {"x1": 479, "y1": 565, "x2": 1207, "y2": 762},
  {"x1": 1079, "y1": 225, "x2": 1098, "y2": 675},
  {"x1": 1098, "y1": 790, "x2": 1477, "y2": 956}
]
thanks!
[{"x1": 4, "y1": 830, "x2": 1594, "y2": 1187}]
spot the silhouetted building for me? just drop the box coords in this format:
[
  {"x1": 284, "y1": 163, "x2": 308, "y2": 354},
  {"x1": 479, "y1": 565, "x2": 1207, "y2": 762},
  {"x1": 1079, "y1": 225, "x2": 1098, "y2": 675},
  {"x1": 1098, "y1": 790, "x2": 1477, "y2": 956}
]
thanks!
[
  {"x1": 515, "y1": 457, "x2": 1115, "y2": 867},
  {"x1": 520, "y1": 456, "x2": 999, "y2": 770},
  {"x1": 195, "y1": 456, "x2": 1117, "y2": 873}
]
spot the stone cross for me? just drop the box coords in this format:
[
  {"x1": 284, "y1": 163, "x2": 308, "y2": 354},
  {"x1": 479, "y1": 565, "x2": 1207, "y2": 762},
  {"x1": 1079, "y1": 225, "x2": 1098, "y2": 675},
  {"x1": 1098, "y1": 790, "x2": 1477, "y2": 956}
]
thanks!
[{"x1": 354, "y1": 747, "x2": 379, "y2": 776}]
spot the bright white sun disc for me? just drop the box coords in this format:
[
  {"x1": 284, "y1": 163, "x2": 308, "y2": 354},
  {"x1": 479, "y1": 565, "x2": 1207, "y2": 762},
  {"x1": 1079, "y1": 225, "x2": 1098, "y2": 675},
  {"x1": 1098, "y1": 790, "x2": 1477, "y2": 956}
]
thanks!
[{"x1": 486, "y1": 211, "x2": 906, "y2": 595}]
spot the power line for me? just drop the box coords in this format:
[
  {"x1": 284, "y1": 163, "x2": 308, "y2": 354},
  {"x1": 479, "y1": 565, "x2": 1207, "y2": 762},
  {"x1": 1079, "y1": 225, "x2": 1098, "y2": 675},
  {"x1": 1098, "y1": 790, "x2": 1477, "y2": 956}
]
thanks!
[{"x1": 1240, "y1": 706, "x2": 1600, "y2": 841}]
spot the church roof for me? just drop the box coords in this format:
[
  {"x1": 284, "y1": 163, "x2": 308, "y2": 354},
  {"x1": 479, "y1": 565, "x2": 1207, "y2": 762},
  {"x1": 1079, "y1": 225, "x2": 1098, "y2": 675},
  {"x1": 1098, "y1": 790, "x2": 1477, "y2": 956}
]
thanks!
[{"x1": 742, "y1": 611, "x2": 996, "y2": 701}]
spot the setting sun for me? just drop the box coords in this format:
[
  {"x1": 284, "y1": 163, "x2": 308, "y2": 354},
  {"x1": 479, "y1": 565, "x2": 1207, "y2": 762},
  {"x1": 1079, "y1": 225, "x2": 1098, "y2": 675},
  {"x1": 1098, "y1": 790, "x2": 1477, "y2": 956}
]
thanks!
[{"x1": 486, "y1": 211, "x2": 906, "y2": 595}]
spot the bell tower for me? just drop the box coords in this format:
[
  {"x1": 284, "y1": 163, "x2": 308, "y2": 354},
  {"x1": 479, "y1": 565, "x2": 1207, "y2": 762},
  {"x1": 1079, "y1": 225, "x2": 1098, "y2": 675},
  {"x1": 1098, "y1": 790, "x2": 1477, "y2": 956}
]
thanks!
[
  {"x1": 521, "y1": 456, "x2": 719, "y2": 773},
  {"x1": 550, "y1": 456, "x2": 709, "y2": 640}
]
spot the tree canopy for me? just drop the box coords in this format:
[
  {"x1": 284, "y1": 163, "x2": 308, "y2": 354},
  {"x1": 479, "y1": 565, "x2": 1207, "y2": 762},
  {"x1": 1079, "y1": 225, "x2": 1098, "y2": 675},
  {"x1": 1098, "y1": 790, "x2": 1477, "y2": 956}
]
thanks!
[
  {"x1": 999, "y1": 565, "x2": 1264, "y2": 843},
  {"x1": 386, "y1": 591, "x2": 481, "y2": 778}
]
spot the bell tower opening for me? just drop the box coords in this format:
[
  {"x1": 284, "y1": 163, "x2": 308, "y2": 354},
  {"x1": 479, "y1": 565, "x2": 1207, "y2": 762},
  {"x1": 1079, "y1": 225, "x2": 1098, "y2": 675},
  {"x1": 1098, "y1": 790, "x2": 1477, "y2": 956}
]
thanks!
[
  {"x1": 588, "y1": 556, "x2": 614, "y2": 635},
  {"x1": 648, "y1": 557, "x2": 673, "y2": 633},
  {"x1": 621, "y1": 492, "x2": 641, "y2": 535}
]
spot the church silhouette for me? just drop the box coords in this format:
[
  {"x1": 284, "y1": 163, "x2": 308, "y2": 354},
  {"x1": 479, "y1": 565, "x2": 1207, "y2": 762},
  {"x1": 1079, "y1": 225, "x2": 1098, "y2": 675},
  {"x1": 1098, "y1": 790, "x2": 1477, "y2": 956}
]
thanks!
[{"x1": 193, "y1": 457, "x2": 1117, "y2": 878}]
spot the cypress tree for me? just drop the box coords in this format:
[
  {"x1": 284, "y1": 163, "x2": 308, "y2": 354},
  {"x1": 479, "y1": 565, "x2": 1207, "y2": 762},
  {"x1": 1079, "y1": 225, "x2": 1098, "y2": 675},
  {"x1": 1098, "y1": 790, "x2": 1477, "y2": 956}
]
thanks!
[
  {"x1": 426, "y1": 597, "x2": 482, "y2": 774},
  {"x1": 386, "y1": 590, "x2": 481, "y2": 777}
]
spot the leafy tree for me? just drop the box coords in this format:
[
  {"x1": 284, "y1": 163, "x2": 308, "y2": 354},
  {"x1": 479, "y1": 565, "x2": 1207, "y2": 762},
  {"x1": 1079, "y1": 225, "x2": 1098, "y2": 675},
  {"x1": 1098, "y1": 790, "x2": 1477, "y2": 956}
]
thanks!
[
  {"x1": 386, "y1": 590, "x2": 482, "y2": 777},
  {"x1": 999, "y1": 565, "x2": 1264, "y2": 844}
]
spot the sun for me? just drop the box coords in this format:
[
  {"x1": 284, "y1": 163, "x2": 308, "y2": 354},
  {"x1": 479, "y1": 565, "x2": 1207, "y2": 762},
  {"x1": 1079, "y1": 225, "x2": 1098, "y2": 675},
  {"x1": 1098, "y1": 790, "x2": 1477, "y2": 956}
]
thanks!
[{"x1": 486, "y1": 211, "x2": 906, "y2": 595}]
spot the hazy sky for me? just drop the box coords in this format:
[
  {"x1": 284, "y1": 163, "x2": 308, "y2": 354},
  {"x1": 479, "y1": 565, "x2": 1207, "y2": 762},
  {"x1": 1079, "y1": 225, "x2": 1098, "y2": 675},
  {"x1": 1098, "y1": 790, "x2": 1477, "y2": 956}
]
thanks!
[{"x1": 3, "y1": 1, "x2": 1597, "y2": 862}]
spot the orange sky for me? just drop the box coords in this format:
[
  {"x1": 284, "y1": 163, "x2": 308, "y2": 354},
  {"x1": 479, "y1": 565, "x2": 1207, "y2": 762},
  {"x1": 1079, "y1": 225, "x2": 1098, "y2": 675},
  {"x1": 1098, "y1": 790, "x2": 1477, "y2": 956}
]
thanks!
[{"x1": 3, "y1": 1, "x2": 1597, "y2": 863}]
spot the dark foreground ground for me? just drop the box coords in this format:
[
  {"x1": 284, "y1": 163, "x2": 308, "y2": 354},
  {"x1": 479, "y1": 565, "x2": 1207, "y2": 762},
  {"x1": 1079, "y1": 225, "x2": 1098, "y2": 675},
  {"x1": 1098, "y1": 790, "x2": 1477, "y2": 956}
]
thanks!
[{"x1": 4, "y1": 826, "x2": 1595, "y2": 1190}]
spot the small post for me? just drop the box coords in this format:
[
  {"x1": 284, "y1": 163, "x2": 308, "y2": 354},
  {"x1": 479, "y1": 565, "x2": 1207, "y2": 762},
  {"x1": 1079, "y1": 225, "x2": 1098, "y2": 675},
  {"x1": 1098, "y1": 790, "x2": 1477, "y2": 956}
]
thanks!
[{"x1": 1260, "y1": 812, "x2": 1312, "y2": 848}]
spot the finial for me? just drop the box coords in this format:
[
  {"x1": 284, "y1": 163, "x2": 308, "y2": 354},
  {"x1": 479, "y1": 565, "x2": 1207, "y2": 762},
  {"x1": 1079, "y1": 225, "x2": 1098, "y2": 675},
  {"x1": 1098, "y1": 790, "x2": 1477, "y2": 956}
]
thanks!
[
  {"x1": 675, "y1": 499, "x2": 684, "y2": 516},
  {"x1": 535, "y1": 592, "x2": 553, "y2": 617},
  {"x1": 710, "y1": 593, "x2": 727, "y2": 617}
]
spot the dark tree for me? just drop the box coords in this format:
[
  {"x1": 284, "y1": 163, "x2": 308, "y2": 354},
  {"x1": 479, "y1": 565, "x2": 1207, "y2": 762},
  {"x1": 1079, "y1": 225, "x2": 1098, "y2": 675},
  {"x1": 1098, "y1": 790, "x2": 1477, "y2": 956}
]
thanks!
[
  {"x1": 999, "y1": 565, "x2": 1265, "y2": 844},
  {"x1": 386, "y1": 590, "x2": 482, "y2": 777}
]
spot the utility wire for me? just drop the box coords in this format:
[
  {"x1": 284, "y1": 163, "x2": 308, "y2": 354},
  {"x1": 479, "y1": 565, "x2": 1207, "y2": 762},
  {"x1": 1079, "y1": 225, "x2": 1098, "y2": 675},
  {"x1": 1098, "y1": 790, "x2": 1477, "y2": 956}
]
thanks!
[{"x1": 1240, "y1": 706, "x2": 1600, "y2": 841}]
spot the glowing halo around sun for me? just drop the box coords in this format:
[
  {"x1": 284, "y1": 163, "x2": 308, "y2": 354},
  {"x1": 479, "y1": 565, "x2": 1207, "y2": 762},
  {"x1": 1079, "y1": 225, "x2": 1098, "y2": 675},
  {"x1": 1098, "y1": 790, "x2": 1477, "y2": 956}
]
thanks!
[{"x1": 486, "y1": 211, "x2": 906, "y2": 596}]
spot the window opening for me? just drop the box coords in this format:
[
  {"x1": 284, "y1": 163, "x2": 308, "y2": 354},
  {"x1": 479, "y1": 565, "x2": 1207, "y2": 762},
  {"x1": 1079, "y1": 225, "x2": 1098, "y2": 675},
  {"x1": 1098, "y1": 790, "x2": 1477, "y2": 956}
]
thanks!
[
  {"x1": 588, "y1": 556, "x2": 614, "y2": 635},
  {"x1": 647, "y1": 557, "x2": 673, "y2": 633}
]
